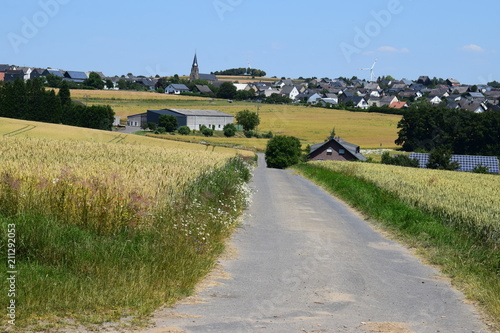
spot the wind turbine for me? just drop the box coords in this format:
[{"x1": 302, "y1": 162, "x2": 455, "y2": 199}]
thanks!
[{"x1": 359, "y1": 58, "x2": 378, "y2": 82}]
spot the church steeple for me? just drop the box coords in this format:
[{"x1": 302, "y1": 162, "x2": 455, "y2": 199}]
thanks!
[
  {"x1": 190, "y1": 52, "x2": 199, "y2": 82},
  {"x1": 192, "y1": 53, "x2": 198, "y2": 67}
]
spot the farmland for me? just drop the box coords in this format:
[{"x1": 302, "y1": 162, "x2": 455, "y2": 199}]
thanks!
[
  {"x1": 309, "y1": 161, "x2": 499, "y2": 245},
  {"x1": 66, "y1": 89, "x2": 402, "y2": 149},
  {"x1": 0, "y1": 134, "x2": 252, "y2": 330},
  {"x1": 0, "y1": 117, "x2": 253, "y2": 156}
]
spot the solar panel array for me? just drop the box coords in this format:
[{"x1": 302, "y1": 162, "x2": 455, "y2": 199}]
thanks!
[{"x1": 409, "y1": 153, "x2": 500, "y2": 173}]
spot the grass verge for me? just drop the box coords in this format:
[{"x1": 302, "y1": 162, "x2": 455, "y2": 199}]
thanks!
[
  {"x1": 293, "y1": 163, "x2": 499, "y2": 331},
  {"x1": 0, "y1": 157, "x2": 251, "y2": 331}
]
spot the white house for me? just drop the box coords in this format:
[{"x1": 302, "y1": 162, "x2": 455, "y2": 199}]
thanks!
[
  {"x1": 428, "y1": 96, "x2": 442, "y2": 105},
  {"x1": 234, "y1": 83, "x2": 250, "y2": 91},
  {"x1": 165, "y1": 84, "x2": 190, "y2": 95},
  {"x1": 307, "y1": 93, "x2": 323, "y2": 104},
  {"x1": 280, "y1": 86, "x2": 300, "y2": 100}
]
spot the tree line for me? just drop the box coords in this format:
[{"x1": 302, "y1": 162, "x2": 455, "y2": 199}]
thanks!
[
  {"x1": 0, "y1": 79, "x2": 115, "y2": 131},
  {"x1": 395, "y1": 101, "x2": 500, "y2": 156},
  {"x1": 212, "y1": 67, "x2": 266, "y2": 77}
]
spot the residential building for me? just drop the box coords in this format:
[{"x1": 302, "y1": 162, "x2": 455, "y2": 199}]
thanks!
[
  {"x1": 165, "y1": 84, "x2": 190, "y2": 94},
  {"x1": 308, "y1": 137, "x2": 367, "y2": 162}
]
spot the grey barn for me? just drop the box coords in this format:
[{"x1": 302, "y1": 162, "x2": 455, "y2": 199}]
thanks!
[{"x1": 147, "y1": 109, "x2": 234, "y2": 130}]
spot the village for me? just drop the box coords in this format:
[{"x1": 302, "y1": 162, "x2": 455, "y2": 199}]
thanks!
[{"x1": 1, "y1": 54, "x2": 500, "y2": 116}]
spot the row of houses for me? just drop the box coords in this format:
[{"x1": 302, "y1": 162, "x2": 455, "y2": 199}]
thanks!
[
  {"x1": 228, "y1": 77, "x2": 500, "y2": 113},
  {"x1": 0, "y1": 65, "x2": 103, "y2": 83},
  {"x1": 0, "y1": 64, "x2": 161, "y2": 90}
]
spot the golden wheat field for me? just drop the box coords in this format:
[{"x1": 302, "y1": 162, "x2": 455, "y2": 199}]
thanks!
[
  {"x1": 312, "y1": 161, "x2": 500, "y2": 245},
  {"x1": 0, "y1": 117, "x2": 253, "y2": 156},
  {"x1": 63, "y1": 89, "x2": 401, "y2": 148},
  {"x1": 0, "y1": 135, "x2": 241, "y2": 232}
]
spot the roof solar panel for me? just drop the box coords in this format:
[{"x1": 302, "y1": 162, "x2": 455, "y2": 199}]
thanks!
[{"x1": 409, "y1": 153, "x2": 499, "y2": 173}]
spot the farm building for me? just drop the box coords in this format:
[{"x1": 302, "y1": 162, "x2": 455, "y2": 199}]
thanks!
[
  {"x1": 308, "y1": 137, "x2": 367, "y2": 162},
  {"x1": 127, "y1": 113, "x2": 147, "y2": 127},
  {"x1": 146, "y1": 109, "x2": 234, "y2": 130}
]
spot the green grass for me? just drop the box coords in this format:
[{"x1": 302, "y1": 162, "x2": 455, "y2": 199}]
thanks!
[
  {"x1": 0, "y1": 157, "x2": 251, "y2": 331},
  {"x1": 293, "y1": 163, "x2": 499, "y2": 331}
]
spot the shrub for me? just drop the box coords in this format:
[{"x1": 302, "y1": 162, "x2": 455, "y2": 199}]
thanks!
[
  {"x1": 426, "y1": 147, "x2": 459, "y2": 170},
  {"x1": 472, "y1": 164, "x2": 490, "y2": 174},
  {"x1": 263, "y1": 131, "x2": 274, "y2": 139},
  {"x1": 223, "y1": 123, "x2": 237, "y2": 137},
  {"x1": 381, "y1": 152, "x2": 419, "y2": 167},
  {"x1": 244, "y1": 130, "x2": 254, "y2": 138},
  {"x1": 202, "y1": 127, "x2": 214, "y2": 137},
  {"x1": 156, "y1": 127, "x2": 166, "y2": 134},
  {"x1": 178, "y1": 126, "x2": 191, "y2": 135},
  {"x1": 158, "y1": 115, "x2": 177, "y2": 132},
  {"x1": 265, "y1": 135, "x2": 302, "y2": 169}
]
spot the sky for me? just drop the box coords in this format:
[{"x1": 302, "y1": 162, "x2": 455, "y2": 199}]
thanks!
[{"x1": 2, "y1": 0, "x2": 499, "y2": 85}]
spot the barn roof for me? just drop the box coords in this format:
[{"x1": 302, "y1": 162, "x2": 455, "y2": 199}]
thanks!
[
  {"x1": 310, "y1": 137, "x2": 367, "y2": 161},
  {"x1": 148, "y1": 109, "x2": 233, "y2": 117}
]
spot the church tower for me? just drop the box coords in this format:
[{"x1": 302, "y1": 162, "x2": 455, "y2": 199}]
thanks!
[{"x1": 189, "y1": 53, "x2": 199, "y2": 82}]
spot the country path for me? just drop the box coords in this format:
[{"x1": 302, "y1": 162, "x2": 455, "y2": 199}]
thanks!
[{"x1": 145, "y1": 154, "x2": 489, "y2": 333}]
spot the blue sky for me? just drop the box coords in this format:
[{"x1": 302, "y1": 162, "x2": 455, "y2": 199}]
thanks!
[{"x1": 2, "y1": 0, "x2": 499, "y2": 84}]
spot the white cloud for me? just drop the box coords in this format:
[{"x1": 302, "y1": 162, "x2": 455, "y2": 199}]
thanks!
[
  {"x1": 462, "y1": 44, "x2": 485, "y2": 52},
  {"x1": 377, "y1": 46, "x2": 409, "y2": 53}
]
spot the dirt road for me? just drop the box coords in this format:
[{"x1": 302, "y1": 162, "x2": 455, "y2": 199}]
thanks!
[{"x1": 147, "y1": 154, "x2": 489, "y2": 333}]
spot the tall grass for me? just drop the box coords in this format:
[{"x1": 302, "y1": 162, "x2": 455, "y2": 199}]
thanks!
[
  {"x1": 0, "y1": 137, "x2": 252, "y2": 330},
  {"x1": 294, "y1": 162, "x2": 499, "y2": 330}
]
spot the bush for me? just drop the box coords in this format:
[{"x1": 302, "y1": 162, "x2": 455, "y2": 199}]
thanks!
[
  {"x1": 202, "y1": 127, "x2": 214, "y2": 137},
  {"x1": 158, "y1": 115, "x2": 177, "y2": 132},
  {"x1": 244, "y1": 130, "x2": 254, "y2": 138},
  {"x1": 156, "y1": 127, "x2": 166, "y2": 134},
  {"x1": 381, "y1": 152, "x2": 419, "y2": 167},
  {"x1": 265, "y1": 135, "x2": 302, "y2": 169},
  {"x1": 426, "y1": 147, "x2": 459, "y2": 170},
  {"x1": 178, "y1": 126, "x2": 191, "y2": 135},
  {"x1": 472, "y1": 164, "x2": 491, "y2": 174},
  {"x1": 223, "y1": 123, "x2": 237, "y2": 137},
  {"x1": 263, "y1": 131, "x2": 274, "y2": 139}
]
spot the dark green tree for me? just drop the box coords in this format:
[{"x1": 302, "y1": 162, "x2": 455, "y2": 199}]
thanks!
[
  {"x1": 236, "y1": 109, "x2": 260, "y2": 131},
  {"x1": 45, "y1": 73, "x2": 63, "y2": 88},
  {"x1": 178, "y1": 125, "x2": 191, "y2": 135},
  {"x1": 202, "y1": 127, "x2": 214, "y2": 137},
  {"x1": 426, "y1": 147, "x2": 459, "y2": 170},
  {"x1": 105, "y1": 79, "x2": 114, "y2": 90},
  {"x1": 217, "y1": 82, "x2": 237, "y2": 99},
  {"x1": 381, "y1": 152, "x2": 419, "y2": 167},
  {"x1": 158, "y1": 115, "x2": 177, "y2": 132},
  {"x1": 84, "y1": 72, "x2": 105, "y2": 89},
  {"x1": 235, "y1": 89, "x2": 255, "y2": 101},
  {"x1": 223, "y1": 123, "x2": 237, "y2": 137},
  {"x1": 265, "y1": 93, "x2": 292, "y2": 104},
  {"x1": 265, "y1": 135, "x2": 302, "y2": 169}
]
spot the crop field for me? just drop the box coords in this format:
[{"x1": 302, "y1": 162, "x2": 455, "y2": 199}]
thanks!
[
  {"x1": 311, "y1": 161, "x2": 499, "y2": 246},
  {"x1": 67, "y1": 89, "x2": 402, "y2": 149},
  {"x1": 0, "y1": 117, "x2": 253, "y2": 156},
  {"x1": 0, "y1": 135, "x2": 252, "y2": 329}
]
